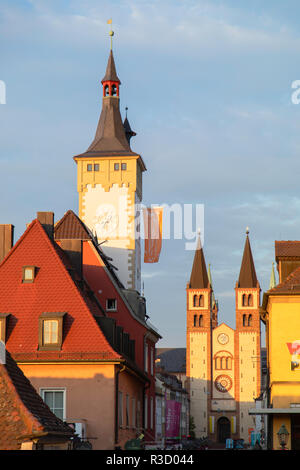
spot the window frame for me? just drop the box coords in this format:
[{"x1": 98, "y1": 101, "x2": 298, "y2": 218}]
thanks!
[
  {"x1": 40, "y1": 388, "x2": 66, "y2": 421},
  {"x1": 38, "y1": 312, "x2": 66, "y2": 351},
  {"x1": 106, "y1": 298, "x2": 117, "y2": 312},
  {"x1": 22, "y1": 266, "x2": 36, "y2": 283},
  {"x1": 87, "y1": 164, "x2": 93, "y2": 172},
  {"x1": 121, "y1": 163, "x2": 127, "y2": 171},
  {"x1": 114, "y1": 163, "x2": 120, "y2": 171}
]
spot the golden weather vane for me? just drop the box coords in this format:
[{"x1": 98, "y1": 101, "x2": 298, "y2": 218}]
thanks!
[{"x1": 107, "y1": 18, "x2": 114, "y2": 50}]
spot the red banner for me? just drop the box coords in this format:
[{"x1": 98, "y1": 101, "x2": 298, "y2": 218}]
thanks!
[
  {"x1": 143, "y1": 207, "x2": 163, "y2": 263},
  {"x1": 165, "y1": 400, "x2": 181, "y2": 438}
]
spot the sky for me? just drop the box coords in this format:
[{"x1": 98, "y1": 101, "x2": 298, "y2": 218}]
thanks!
[{"x1": 1, "y1": 0, "x2": 300, "y2": 347}]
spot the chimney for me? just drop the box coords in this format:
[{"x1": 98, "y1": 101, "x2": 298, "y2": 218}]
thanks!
[
  {"x1": 0, "y1": 225, "x2": 14, "y2": 263},
  {"x1": 59, "y1": 239, "x2": 83, "y2": 279},
  {"x1": 37, "y1": 212, "x2": 54, "y2": 239}
]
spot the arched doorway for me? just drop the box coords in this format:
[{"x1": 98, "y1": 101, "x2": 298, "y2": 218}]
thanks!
[{"x1": 217, "y1": 417, "x2": 231, "y2": 443}]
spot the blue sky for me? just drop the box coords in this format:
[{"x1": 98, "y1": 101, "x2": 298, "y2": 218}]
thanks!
[{"x1": 1, "y1": 0, "x2": 300, "y2": 346}]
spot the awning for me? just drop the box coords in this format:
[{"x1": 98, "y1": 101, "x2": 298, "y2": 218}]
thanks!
[{"x1": 249, "y1": 408, "x2": 300, "y2": 415}]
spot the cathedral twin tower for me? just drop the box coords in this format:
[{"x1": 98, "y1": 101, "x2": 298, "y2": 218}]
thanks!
[{"x1": 186, "y1": 231, "x2": 261, "y2": 444}]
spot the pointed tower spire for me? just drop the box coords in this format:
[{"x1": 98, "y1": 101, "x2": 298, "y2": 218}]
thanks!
[
  {"x1": 269, "y1": 262, "x2": 276, "y2": 289},
  {"x1": 74, "y1": 39, "x2": 143, "y2": 159},
  {"x1": 238, "y1": 227, "x2": 258, "y2": 288},
  {"x1": 101, "y1": 49, "x2": 121, "y2": 84},
  {"x1": 189, "y1": 231, "x2": 209, "y2": 289}
]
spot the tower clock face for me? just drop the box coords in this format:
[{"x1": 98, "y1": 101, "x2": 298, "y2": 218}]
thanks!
[
  {"x1": 218, "y1": 333, "x2": 229, "y2": 345},
  {"x1": 93, "y1": 205, "x2": 119, "y2": 237}
]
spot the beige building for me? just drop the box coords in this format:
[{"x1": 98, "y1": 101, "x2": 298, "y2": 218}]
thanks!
[{"x1": 186, "y1": 231, "x2": 261, "y2": 446}]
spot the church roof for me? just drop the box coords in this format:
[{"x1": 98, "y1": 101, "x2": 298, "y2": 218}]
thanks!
[
  {"x1": 156, "y1": 348, "x2": 186, "y2": 374},
  {"x1": 237, "y1": 231, "x2": 258, "y2": 288},
  {"x1": 189, "y1": 234, "x2": 209, "y2": 289}
]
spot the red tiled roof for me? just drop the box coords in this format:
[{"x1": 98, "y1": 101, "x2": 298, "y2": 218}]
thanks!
[
  {"x1": 0, "y1": 349, "x2": 73, "y2": 449},
  {"x1": 275, "y1": 241, "x2": 300, "y2": 259},
  {"x1": 268, "y1": 264, "x2": 300, "y2": 294},
  {"x1": 0, "y1": 219, "x2": 121, "y2": 361}
]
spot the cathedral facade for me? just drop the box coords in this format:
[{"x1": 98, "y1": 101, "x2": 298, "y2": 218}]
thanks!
[{"x1": 186, "y1": 231, "x2": 261, "y2": 444}]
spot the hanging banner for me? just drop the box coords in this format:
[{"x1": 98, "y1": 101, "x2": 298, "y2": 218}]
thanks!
[
  {"x1": 165, "y1": 400, "x2": 181, "y2": 438},
  {"x1": 143, "y1": 207, "x2": 163, "y2": 263}
]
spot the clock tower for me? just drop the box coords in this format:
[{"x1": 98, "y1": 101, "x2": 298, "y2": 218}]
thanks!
[{"x1": 74, "y1": 46, "x2": 146, "y2": 292}]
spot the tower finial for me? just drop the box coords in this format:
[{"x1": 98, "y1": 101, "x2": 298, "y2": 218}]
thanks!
[
  {"x1": 107, "y1": 18, "x2": 114, "y2": 50},
  {"x1": 246, "y1": 226, "x2": 249, "y2": 235}
]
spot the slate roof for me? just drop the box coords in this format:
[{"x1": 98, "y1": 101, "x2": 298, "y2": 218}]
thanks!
[
  {"x1": 156, "y1": 348, "x2": 186, "y2": 374},
  {"x1": 0, "y1": 218, "x2": 121, "y2": 362},
  {"x1": 0, "y1": 348, "x2": 73, "y2": 449}
]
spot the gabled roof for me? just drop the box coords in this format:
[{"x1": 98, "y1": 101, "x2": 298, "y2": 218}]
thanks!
[
  {"x1": 54, "y1": 210, "x2": 93, "y2": 240},
  {"x1": 0, "y1": 219, "x2": 121, "y2": 362},
  {"x1": 54, "y1": 210, "x2": 124, "y2": 289},
  {"x1": 237, "y1": 232, "x2": 258, "y2": 288},
  {"x1": 0, "y1": 348, "x2": 73, "y2": 449},
  {"x1": 189, "y1": 234, "x2": 209, "y2": 289}
]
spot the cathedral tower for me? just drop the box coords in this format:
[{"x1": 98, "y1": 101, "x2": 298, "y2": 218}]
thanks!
[
  {"x1": 235, "y1": 229, "x2": 261, "y2": 440},
  {"x1": 74, "y1": 46, "x2": 146, "y2": 292},
  {"x1": 186, "y1": 234, "x2": 214, "y2": 437}
]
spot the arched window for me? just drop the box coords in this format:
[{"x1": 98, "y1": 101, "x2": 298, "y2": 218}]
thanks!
[
  {"x1": 104, "y1": 84, "x2": 109, "y2": 96},
  {"x1": 199, "y1": 295, "x2": 204, "y2": 307},
  {"x1": 199, "y1": 315, "x2": 203, "y2": 327},
  {"x1": 215, "y1": 357, "x2": 222, "y2": 370},
  {"x1": 243, "y1": 314, "x2": 247, "y2": 327},
  {"x1": 193, "y1": 315, "x2": 197, "y2": 327},
  {"x1": 215, "y1": 353, "x2": 233, "y2": 370},
  {"x1": 226, "y1": 357, "x2": 232, "y2": 369},
  {"x1": 193, "y1": 295, "x2": 198, "y2": 307},
  {"x1": 111, "y1": 84, "x2": 117, "y2": 96},
  {"x1": 248, "y1": 314, "x2": 252, "y2": 327},
  {"x1": 242, "y1": 294, "x2": 247, "y2": 306},
  {"x1": 248, "y1": 294, "x2": 253, "y2": 306}
]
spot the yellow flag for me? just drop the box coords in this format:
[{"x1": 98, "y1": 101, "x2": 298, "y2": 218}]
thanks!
[{"x1": 107, "y1": 19, "x2": 112, "y2": 24}]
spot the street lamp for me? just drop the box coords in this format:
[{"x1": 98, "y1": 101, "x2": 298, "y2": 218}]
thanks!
[{"x1": 277, "y1": 424, "x2": 289, "y2": 450}]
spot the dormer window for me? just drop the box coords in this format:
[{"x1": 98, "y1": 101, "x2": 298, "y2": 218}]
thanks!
[
  {"x1": 106, "y1": 298, "x2": 117, "y2": 312},
  {"x1": 39, "y1": 312, "x2": 65, "y2": 350},
  {"x1": 22, "y1": 266, "x2": 36, "y2": 283}
]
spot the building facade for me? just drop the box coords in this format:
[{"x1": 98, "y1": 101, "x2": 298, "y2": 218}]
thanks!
[
  {"x1": 256, "y1": 241, "x2": 300, "y2": 450},
  {"x1": 186, "y1": 231, "x2": 261, "y2": 445}
]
